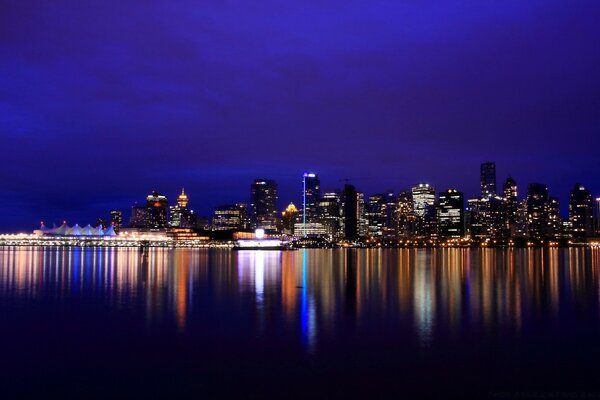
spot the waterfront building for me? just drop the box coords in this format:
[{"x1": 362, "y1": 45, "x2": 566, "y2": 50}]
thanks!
[
  {"x1": 317, "y1": 191, "x2": 343, "y2": 239},
  {"x1": 212, "y1": 204, "x2": 249, "y2": 231},
  {"x1": 526, "y1": 183, "x2": 549, "y2": 241},
  {"x1": 170, "y1": 188, "x2": 202, "y2": 228},
  {"x1": 396, "y1": 190, "x2": 417, "y2": 239},
  {"x1": 412, "y1": 183, "x2": 436, "y2": 239},
  {"x1": 569, "y1": 184, "x2": 595, "y2": 239},
  {"x1": 503, "y1": 177, "x2": 519, "y2": 236},
  {"x1": 110, "y1": 210, "x2": 123, "y2": 233},
  {"x1": 366, "y1": 194, "x2": 385, "y2": 238},
  {"x1": 302, "y1": 173, "x2": 320, "y2": 227},
  {"x1": 412, "y1": 184, "x2": 436, "y2": 217},
  {"x1": 250, "y1": 179, "x2": 279, "y2": 231},
  {"x1": 129, "y1": 205, "x2": 150, "y2": 228},
  {"x1": 480, "y1": 162, "x2": 496, "y2": 197},
  {"x1": 281, "y1": 203, "x2": 298, "y2": 235},
  {"x1": 438, "y1": 189, "x2": 465, "y2": 238},
  {"x1": 146, "y1": 191, "x2": 169, "y2": 228},
  {"x1": 596, "y1": 198, "x2": 600, "y2": 236}
]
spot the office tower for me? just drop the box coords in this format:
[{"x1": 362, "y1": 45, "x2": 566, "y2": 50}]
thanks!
[
  {"x1": 146, "y1": 191, "x2": 169, "y2": 228},
  {"x1": 129, "y1": 204, "x2": 150, "y2": 228},
  {"x1": 251, "y1": 179, "x2": 278, "y2": 231},
  {"x1": 480, "y1": 162, "x2": 496, "y2": 197},
  {"x1": 212, "y1": 204, "x2": 249, "y2": 231},
  {"x1": 438, "y1": 189, "x2": 464, "y2": 238},
  {"x1": 412, "y1": 183, "x2": 436, "y2": 238},
  {"x1": 526, "y1": 183, "x2": 549, "y2": 240},
  {"x1": 281, "y1": 203, "x2": 298, "y2": 235},
  {"x1": 383, "y1": 191, "x2": 397, "y2": 239},
  {"x1": 569, "y1": 184, "x2": 594, "y2": 239},
  {"x1": 357, "y1": 191, "x2": 368, "y2": 237},
  {"x1": 467, "y1": 196, "x2": 506, "y2": 241},
  {"x1": 396, "y1": 190, "x2": 417, "y2": 239},
  {"x1": 110, "y1": 210, "x2": 123, "y2": 233},
  {"x1": 366, "y1": 194, "x2": 385, "y2": 238},
  {"x1": 96, "y1": 218, "x2": 107, "y2": 230},
  {"x1": 317, "y1": 191, "x2": 343, "y2": 239},
  {"x1": 546, "y1": 196, "x2": 562, "y2": 240},
  {"x1": 302, "y1": 173, "x2": 320, "y2": 225},
  {"x1": 503, "y1": 177, "x2": 518, "y2": 235},
  {"x1": 343, "y1": 184, "x2": 359, "y2": 240},
  {"x1": 412, "y1": 183, "x2": 436, "y2": 217}
]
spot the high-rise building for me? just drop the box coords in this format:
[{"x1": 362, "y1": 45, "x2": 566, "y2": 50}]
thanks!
[
  {"x1": 146, "y1": 191, "x2": 169, "y2": 228},
  {"x1": 129, "y1": 205, "x2": 149, "y2": 228},
  {"x1": 412, "y1": 183, "x2": 436, "y2": 239},
  {"x1": 366, "y1": 194, "x2": 385, "y2": 238},
  {"x1": 302, "y1": 173, "x2": 320, "y2": 228},
  {"x1": 569, "y1": 184, "x2": 594, "y2": 239},
  {"x1": 480, "y1": 162, "x2": 496, "y2": 197},
  {"x1": 412, "y1": 183, "x2": 436, "y2": 217},
  {"x1": 317, "y1": 191, "x2": 343, "y2": 239},
  {"x1": 503, "y1": 177, "x2": 518, "y2": 236},
  {"x1": 281, "y1": 203, "x2": 299, "y2": 235},
  {"x1": 212, "y1": 204, "x2": 249, "y2": 231},
  {"x1": 596, "y1": 198, "x2": 600, "y2": 236},
  {"x1": 110, "y1": 210, "x2": 123, "y2": 233},
  {"x1": 343, "y1": 184, "x2": 359, "y2": 240},
  {"x1": 526, "y1": 183, "x2": 549, "y2": 241},
  {"x1": 396, "y1": 190, "x2": 417, "y2": 239},
  {"x1": 438, "y1": 189, "x2": 464, "y2": 238},
  {"x1": 170, "y1": 188, "x2": 201, "y2": 228},
  {"x1": 250, "y1": 179, "x2": 278, "y2": 231}
]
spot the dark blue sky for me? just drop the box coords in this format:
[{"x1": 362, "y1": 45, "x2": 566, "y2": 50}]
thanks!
[{"x1": 1, "y1": 0, "x2": 599, "y2": 231}]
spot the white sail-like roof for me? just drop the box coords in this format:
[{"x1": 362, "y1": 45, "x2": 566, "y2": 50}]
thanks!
[{"x1": 103, "y1": 226, "x2": 116, "y2": 236}]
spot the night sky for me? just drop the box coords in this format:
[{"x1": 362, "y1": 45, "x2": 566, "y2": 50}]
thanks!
[{"x1": 1, "y1": 1, "x2": 599, "y2": 232}]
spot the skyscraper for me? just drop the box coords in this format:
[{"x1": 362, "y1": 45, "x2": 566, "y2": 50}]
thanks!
[
  {"x1": 438, "y1": 189, "x2": 464, "y2": 238},
  {"x1": 503, "y1": 177, "x2": 518, "y2": 235},
  {"x1": 318, "y1": 191, "x2": 343, "y2": 239},
  {"x1": 302, "y1": 173, "x2": 320, "y2": 235},
  {"x1": 212, "y1": 204, "x2": 249, "y2": 231},
  {"x1": 526, "y1": 183, "x2": 549, "y2": 240},
  {"x1": 146, "y1": 191, "x2": 169, "y2": 228},
  {"x1": 569, "y1": 184, "x2": 594, "y2": 239},
  {"x1": 412, "y1": 183, "x2": 436, "y2": 217},
  {"x1": 480, "y1": 162, "x2": 496, "y2": 197},
  {"x1": 170, "y1": 188, "x2": 199, "y2": 228},
  {"x1": 251, "y1": 179, "x2": 278, "y2": 231},
  {"x1": 281, "y1": 203, "x2": 299, "y2": 235},
  {"x1": 396, "y1": 190, "x2": 417, "y2": 239}
]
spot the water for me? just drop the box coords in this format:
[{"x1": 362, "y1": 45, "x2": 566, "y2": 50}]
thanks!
[{"x1": 1, "y1": 247, "x2": 599, "y2": 398}]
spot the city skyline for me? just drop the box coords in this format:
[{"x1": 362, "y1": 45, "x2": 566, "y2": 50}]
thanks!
[{"x1": 3, "y1": 163, "x2": 600, "y2": 233}]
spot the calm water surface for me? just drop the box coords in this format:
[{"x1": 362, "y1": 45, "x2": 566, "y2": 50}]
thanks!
[{"x1": 1, "y1": 247, "x2": 599, "y2": 398}]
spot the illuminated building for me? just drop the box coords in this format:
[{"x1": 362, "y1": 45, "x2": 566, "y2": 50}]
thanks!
[
  {"x1": 281, "y1": 203, "x2": 298, "y2": 235},
  {"x1": 317, "y1": 191, "x2": 343, "y2": 239},
  {"x1": 110, "y1": 210, "x2": 123, "y2": 233},
  {"x1": 467, "y1": 195, "x2": 507, "y2": 241},
  {"x1": 365, "y1": 191, "x2": 396, "y2": 239},
  {"x1": 250, "y1": 179, "x2": 279, "y2": 231},
  {"x1": 146, "y1": 191, "x2": 169, "y2": 228},
  {"x1": 412, "y1": 183, "x2": 436, "y2": 238},
  {"x1": 503, "y1": 177, "x2": 519, "y2": 236},
  {"x1": 212, "y1": 204, "x2": 249, "y2": 231},
  {"x1": 129, "y1": 204, "x2": 149, "y2": 228},
  {"x1": 526, "y1": 183, "x2": 550, "y2": 240},
  {"x1": 302, "y1": 173, "x2": 320, "y2": 235},
  {"x1": 396, "y1": 190, "x2": 417, "y2": 239},
  {"x1": 438, "y1": 189, "x2": 464, "y2": 238},
  {"x1": 170, "y1": 188, "x2": 202, "y2": 228},
  {"x1": 480, "y1": 162, "x2": 496, "y2": 197},
  {"x1": 569, "y1": 184, "x2": 594, "y2": 239},
  {"x1": 412, "y1": 183, "x2": 435, "y2": 217}
]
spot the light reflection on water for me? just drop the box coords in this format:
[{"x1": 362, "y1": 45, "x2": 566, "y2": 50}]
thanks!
[{"x1": 1, "y1": 247, "x2": 600, "y2": 351}]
